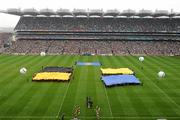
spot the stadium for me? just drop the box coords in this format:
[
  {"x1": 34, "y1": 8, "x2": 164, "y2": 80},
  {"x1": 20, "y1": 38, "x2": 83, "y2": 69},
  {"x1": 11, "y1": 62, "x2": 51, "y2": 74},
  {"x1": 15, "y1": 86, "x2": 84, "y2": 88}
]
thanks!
[{"x1": 0, "y1": 6, "x2": 180, "y2": 120}]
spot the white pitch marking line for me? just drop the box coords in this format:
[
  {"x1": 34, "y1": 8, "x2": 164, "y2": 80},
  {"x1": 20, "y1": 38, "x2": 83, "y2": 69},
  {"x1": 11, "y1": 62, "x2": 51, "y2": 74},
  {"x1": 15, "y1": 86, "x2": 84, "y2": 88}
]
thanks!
[
  {"x1": 56, "y1": 82, "x2": 71, "y2": 118},
  {"x1": 148, "y1": 78, "x2": 180, "y2": 110},
  {"x1": 139, "y1": 65, "x2": 180, "y2": 109},
  {"x1": 127, "y1": 57, "x2": 180, "y2": 111},
  {"x1": 96, "y1": 55, "x2": 113, "y2": 117},
  {"x1": 0, "y1": 115, "x2": 180, "y2": 119},
  {"x1": 64, "y1": 116, "x2": 180, "y2": 119},
  {"x1": 103, "y1": 85, "x2": 113, "y2": 117}
]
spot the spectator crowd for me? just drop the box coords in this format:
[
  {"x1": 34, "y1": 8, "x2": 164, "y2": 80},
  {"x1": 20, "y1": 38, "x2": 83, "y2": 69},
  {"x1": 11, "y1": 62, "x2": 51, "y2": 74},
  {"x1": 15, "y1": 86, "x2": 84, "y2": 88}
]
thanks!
[
  {"x1": 15, "y1": 17, "x2": 180, "y2": 32},
  {"x1": 3, "y1": 40, "x2": 180, "y2": 56},
  {"x1": 1, "y1": 17, "x2": 180, "y2": 55}
]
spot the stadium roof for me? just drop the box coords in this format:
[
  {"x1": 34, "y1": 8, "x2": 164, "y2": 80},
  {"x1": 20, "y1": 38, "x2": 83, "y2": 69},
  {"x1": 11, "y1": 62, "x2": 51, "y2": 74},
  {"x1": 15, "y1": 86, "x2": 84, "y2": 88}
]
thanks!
[
  {"x1": 136, "y1": 9, "x2": 152, "y2": 17},
  {"x1": 103, "y1": 9, "x2": 119, "y2": 17},
  {"x1": 120, "y1": 9, "x2": 136, "y2": 17},
  {"x1": 73, "y1": 9, "x2": 87, "y2": 16},
  {"x1": 88, "y1": 9, "x2": 103, "y2": 16},
  {"x1": 153, "y1": 10, "x2": 169, "y2": 17},
  {"x1": 6, "y1": 8, "x2": 22, "y2": 16},
  {"x1": 56, "y1": 9, "x2": 73, "y2": 16},
  {"x1": 23, "y1": 8, "x2": 39, "y2": 16},
  {"x1": 39, "y1": 8, "x2": 56, "y2": 16},
  {"x1": 1, "y1": 8, "x2": 180, "y2": 17}
]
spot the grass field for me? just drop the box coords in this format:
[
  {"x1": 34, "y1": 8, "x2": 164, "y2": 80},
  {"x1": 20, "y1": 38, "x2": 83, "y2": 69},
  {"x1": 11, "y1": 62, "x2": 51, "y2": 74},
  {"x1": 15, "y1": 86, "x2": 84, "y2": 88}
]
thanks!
[{"x1": 0, "y1": 55, "x2": 180, "y2": 120}]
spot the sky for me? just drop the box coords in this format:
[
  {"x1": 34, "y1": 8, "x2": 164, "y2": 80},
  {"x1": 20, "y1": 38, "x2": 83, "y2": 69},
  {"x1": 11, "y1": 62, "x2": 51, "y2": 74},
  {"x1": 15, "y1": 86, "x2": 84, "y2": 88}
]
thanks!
[{"x1": 0, "y1": 0, "x2": 180, "y2": 27}]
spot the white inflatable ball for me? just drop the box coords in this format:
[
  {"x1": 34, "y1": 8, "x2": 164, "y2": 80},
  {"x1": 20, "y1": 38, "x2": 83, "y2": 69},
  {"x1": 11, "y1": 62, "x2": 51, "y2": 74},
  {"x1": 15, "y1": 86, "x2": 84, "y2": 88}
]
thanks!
[
  {"x1": 20, "y1": 67, "x2": 27, "y2": 74},
  {"x1": 40, "y1": 52, "x2": 46, "y2": 56},
  {"x1": 139, "y1": 57, "x2": 144, "y2": 62},
  {"x1": 158, "y1": 71, "x2": 165, "y2": 78}
]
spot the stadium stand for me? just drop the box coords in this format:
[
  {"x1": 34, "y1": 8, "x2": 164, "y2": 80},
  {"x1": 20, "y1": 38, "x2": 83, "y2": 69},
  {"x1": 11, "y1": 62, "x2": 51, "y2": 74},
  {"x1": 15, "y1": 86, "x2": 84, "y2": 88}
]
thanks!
[
  {"x1": 0, "y1": 33, "x2": 11, "y2": 47},
  {"x1": 14, "y1": 17, "x2": 179, "y2": 32},
  {"x1": 4, "y1": 40, "x2": 180, "y2": 55},
  {"x1": 1, "y1": 16, "x2": 180, "y2": 55}
]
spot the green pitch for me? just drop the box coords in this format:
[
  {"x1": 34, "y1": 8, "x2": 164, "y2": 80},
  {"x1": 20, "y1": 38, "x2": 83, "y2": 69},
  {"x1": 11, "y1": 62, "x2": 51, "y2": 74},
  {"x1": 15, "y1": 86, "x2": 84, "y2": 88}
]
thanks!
[{"x1": 0, "y1": 55, "x2": 180, "y2": 120}]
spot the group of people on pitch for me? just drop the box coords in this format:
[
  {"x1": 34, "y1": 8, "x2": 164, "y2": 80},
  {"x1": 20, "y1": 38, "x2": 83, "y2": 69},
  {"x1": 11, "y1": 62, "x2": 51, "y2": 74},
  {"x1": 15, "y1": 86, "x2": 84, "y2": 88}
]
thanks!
[{"x1": 69, "y1": 97, "x2": 101, "y2": 120}]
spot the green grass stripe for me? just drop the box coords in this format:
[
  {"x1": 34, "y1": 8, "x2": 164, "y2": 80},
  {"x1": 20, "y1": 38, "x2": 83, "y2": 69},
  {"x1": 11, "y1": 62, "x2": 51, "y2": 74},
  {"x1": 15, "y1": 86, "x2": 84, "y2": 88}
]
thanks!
[
  {"x1": 126, "y1": 56, "x2": 180, "y2": 117},
  {"x1": 0, "y1": 55, "x2": 179, "y2": 119},
  {"x1": 0, "y1": 56, "x2": 57, "y2": 116}
]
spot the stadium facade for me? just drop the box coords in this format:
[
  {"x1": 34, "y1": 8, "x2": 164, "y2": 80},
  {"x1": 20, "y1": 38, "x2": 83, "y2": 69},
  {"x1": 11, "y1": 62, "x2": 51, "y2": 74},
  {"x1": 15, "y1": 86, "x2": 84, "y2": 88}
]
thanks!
[{"x1": 0, "y1": 8, "x2": 180, "y2": 55}]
